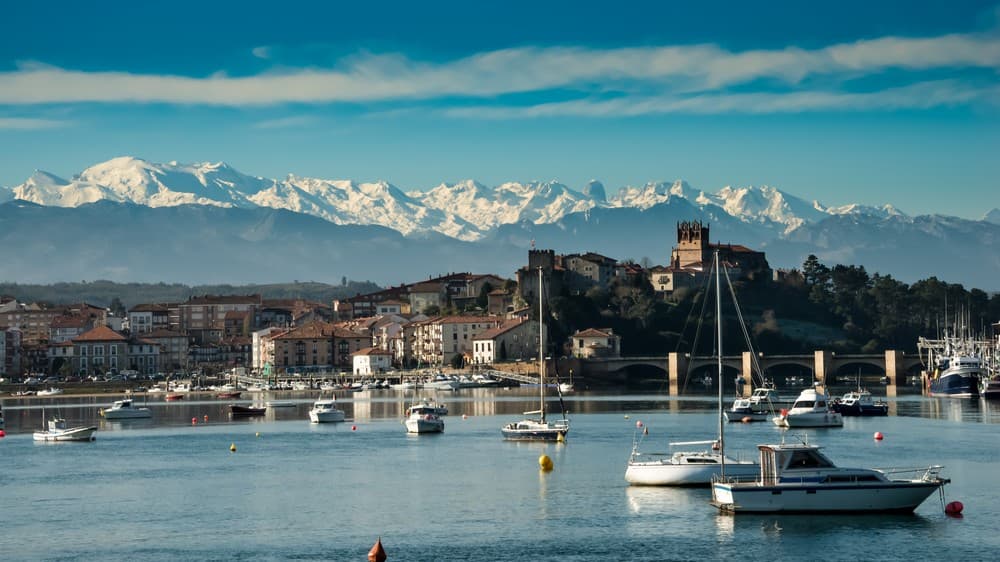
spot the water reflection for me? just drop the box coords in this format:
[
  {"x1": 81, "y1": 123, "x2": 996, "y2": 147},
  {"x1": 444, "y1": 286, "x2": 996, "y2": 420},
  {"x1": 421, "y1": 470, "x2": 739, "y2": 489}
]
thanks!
[{"x1": 713, "y1": 512, "x2": 936, "y2": 538}]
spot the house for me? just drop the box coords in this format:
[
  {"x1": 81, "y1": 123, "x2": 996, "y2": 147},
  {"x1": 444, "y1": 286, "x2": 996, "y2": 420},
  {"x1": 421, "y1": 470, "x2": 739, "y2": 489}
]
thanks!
[
  {"x1": 127, "y1": 303, "x2": 172, "y2": 335},
  {"x1": 411, "y1": 315, "x2": 502, "y2": 367},
  {"x1": 472, "y1": 319, "x2": 539, "y2": 365},
  {"x1": 50, "y1": 314, "x2": 96, "y2": 344},
  {"x1": 352, "y1": 347, "x2": 393, "y2": 376},
  {"x1": 561, "y1": 252, "x2": 618, "y2": 294},
  {"x1": 179, "y1": 294, "x2": 262, "y2": 344},
  {"x1": 127, "y1": 337, "x2": 161, "y2": 375},
  {"x1": 142, "y1": 329, "x2": 190, "y2": 373},
  {"x1": 571, "y1": 328, "x2": 621, "y2": 359},
  {"x1": 72, "y1": 326, "x2": 128, "y2": 377}
]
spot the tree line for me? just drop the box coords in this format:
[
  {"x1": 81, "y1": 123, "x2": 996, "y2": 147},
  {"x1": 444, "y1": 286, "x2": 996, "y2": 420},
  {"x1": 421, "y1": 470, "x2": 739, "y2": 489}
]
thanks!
[{"x1": 545, "y1": 255, "x2": 1000, "y2": 357}]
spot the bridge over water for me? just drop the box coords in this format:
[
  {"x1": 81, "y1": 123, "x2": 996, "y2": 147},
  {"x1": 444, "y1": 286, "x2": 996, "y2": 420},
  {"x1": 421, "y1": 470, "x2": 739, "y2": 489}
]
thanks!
[{"x1": 549, "y1": 350, "x2": 926, "y2": 396}]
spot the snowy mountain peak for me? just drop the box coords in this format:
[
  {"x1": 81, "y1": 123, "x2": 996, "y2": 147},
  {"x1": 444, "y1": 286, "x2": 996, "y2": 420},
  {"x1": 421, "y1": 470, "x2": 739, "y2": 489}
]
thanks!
[{"x1": 5, "y1": 156, "x2": 940, "y2": 243}]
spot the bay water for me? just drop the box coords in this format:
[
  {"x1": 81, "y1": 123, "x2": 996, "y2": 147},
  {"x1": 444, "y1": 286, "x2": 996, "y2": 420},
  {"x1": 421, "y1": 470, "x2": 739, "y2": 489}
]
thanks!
[{"x1": 1, "y1": 389, "x2": 998, "y2": 561}]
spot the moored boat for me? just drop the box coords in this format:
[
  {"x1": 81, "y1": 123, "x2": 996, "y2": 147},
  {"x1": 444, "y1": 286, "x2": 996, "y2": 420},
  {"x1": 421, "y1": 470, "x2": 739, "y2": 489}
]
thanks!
[
  {"x1": 711, "y1": 440, "x2": 949, "y2": 513},
  {"x1": 725, "y1": 383, "x2": 781, "y2": 423},
  {"x1": 33, "y1": 418, "x2": 97, "y2": 442},
  {"x1": 36, "y1": 387, "x2": 64, "y2": 396},
  {"x1": 100, "y1": 398, "x2": 152, "y2": 420},
  {"x1": 773, "y1": 385, "x2": 843, "y2": 428},
  {"x1": 501, "y1": 267, "x2": 569, "y2": 442},
  {"x1": 831, "y1": 389, "x2": 888, "y2": 416},
  {"x1": 980, "y1": 375, "x2": 1000, "y2": 399},
  {"x1": 405, "y1": 403, "x2": 445, "y2": 434},
  {"x1": 309, "y1": 399, "x2": 346, "y2": 423},
  {"x1": 230, "y1": 404, "x2": 266, "y2": 417}
]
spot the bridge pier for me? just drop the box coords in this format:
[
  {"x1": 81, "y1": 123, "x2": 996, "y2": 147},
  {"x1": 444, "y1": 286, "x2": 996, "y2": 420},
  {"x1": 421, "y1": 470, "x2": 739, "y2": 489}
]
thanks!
[
  {"x1": 667, "y1": 352, "x2": 688, "y2": 396},
  {"x1": 884, "y1": 350, "x2": 902, "y2": 397},
  {"x1": 740, "y1": 352, "x2": 753, "y2": 397},
  {"x1": 813, "y1": 350, "x2": 832, "y2": 386}
]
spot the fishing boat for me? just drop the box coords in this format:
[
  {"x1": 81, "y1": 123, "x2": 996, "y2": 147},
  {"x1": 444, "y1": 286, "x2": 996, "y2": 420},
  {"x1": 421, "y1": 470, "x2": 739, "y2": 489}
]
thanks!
[
  {"x1": 405, "y1": 403, "x2": 445, "y2": 434},
  {"x1": 773, "y1": 385, "x2": 843, "y2": 428},
  {"x1": 831, "y1": 389, "x2": 888, "y2": 416},
  {"x1": 308, "y1": 398, "x2": 346, "y2": 423},
  {"x1": 100, "y1": 398, "x2": 152, "y2": 420},
  {"x1": 626, "y1": 250, "x2": 757, "y2": 485},
  {"x1": 33, "y1": 418, "x2": 97, "y2": 442},
  {"x1": 929, "y1": 350, "x2": 982, "y2": 398},
  {"x1": 230, "y1": 404, "x2": 266, "y2": 417},
  {"x1": 501, "y1": 267, "x2": 569, "y2": 442},
  {"x1": 711, "y1": 438, "x2": 949, "y2": 513}
]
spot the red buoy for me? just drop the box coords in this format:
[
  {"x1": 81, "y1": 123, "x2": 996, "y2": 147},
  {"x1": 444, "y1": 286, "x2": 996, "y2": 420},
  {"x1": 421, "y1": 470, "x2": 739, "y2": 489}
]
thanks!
[
  {"x1": 780, "y1": 409, "x2": 789, "y2": 417},
  {"x1": 0, "y1": 429, "x2": 6, "y2": 438},
  {"x1": 635, "y1": 420, "x2": 643, "y2": 428},
  {"x1": 945, "y1": 501, "x2": 964, "y2": 516},
  {"x1": 191, "y1": 417, "x2": 198, "y2": 425},
  {"x1": 352, "y1": 425, "x2": 357, "y2": 431},
  {"x1": 874, "y1": 431, "x2": 884, "y2": 440}
]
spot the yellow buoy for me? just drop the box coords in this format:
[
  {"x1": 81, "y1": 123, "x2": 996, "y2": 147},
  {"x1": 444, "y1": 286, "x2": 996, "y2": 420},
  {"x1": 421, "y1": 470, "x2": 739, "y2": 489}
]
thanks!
[
  {"x1": 99, "y1": 409, "x2": 105, "y2": 417},
  {"x1": 539, "y1": 454, "x2": 553, "y2": 471},
  {"x1": 255, "y1": 432, "x2": 260, "y2": 438},
  {"x1": 624, "y1": 414, "x2": 630, "y2": 420},
  {"x1": 557, "y1": 432, "x2": 565, "y2": 443},
  {"x1": 230, "y1": 443, "x2": 237, "y2": 452}
]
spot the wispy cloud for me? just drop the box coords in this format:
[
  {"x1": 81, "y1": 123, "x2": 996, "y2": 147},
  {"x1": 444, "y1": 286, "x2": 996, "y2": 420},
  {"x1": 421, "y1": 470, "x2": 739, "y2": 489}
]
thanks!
[
  {"x1": 445, "y1": 81, "x2": 1000, "y2": 118},
  {"x1": 253, "y1": 115, "x2": 316, "y2": 129},
  {"x1": 1, "y1": 32, "x2": 998, "y2": 116},
  {"x1": 0, "y1": 116, "x2": 70, "y2": 130}
]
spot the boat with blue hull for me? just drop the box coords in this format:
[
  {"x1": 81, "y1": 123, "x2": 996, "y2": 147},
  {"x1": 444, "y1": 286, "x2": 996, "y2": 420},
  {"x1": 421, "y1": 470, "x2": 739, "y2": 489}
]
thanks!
[{"x1": 929, "y1": 353, "x2": 982, "y2": 398}]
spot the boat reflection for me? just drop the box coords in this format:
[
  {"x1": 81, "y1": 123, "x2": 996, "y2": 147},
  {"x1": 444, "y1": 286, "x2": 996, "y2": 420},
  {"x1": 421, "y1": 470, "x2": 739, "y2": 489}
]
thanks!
[{"x1": 713, "y1": 511, "x2": 936, "y2": 538}]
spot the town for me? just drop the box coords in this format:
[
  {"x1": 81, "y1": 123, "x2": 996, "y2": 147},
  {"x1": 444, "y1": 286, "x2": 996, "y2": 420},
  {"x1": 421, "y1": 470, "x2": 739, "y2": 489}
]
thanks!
[{"x1": 0, "y1": 222, "x2": 774, "y2": 385}]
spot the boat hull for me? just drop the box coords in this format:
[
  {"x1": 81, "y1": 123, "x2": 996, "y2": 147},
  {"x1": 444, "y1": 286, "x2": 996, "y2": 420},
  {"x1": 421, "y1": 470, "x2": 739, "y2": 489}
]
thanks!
[
  {"x1": 230, "y1": 405, "x2": 266, "y2": 417},
  {"x1": 626, "y1": 460, "x2": 758, "y2": 486},
  {"x1": 773, "y1": 412, "x2": 843, "y2": 428},
  {"x1": 309, "y1": 410, "x2": 346, "y2": 423},
  {"x1": 724, "y1": 410, "x2": 770, "y2": 423},
  {"x1": 711, "y1": 480, "x2": 943, "y2": 513},
  {"x1": 102, "y1": 409, "x2": 152, "y2": 420},
  {"x1": 501, "y1": 424, "x2": 568, "y2": 441},
  {"x1": 405, "y1": 417, "x2": 444, "y2": 434},
  {"x1": 33, "y1": 427, "x2": 97, "y2": 442},
  {"x1": 929, "y1": 368, "x2": 980, "y2": 398}
]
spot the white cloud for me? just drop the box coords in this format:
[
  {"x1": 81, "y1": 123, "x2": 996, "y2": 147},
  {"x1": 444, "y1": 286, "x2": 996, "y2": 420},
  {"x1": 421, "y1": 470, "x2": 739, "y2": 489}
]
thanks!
[
  {"x1": 0, "y1": 116, "x2": 70, "y2": 130},
  {"x1": 253, "y1": 115, "x2": 316, "y2": 129},
  {"x1": 0, "y1": 32, "x2": 997, "y2": 111},
  {"x1": 444, "y1": 81, "x2": 1000, "y2": 118}
]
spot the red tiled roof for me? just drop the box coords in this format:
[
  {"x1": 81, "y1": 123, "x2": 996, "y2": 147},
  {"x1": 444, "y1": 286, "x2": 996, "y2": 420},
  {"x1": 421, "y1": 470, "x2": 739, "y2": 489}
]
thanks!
[
  {"x1": 573, "y1": 328, "x2": 612, "y2": 338},
  {"x1": 73, "y1": 326, "x2": 127, "y2": 342}
]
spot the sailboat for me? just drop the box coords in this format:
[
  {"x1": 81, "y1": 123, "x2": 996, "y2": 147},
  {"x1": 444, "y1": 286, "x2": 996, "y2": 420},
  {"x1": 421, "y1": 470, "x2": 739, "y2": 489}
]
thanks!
[
  {"x1": 501, "y1": 267, "x2": 569, "y2": 441},
  {"x1": 625, "y1": 250, "x2": 757, "y2": 485}
]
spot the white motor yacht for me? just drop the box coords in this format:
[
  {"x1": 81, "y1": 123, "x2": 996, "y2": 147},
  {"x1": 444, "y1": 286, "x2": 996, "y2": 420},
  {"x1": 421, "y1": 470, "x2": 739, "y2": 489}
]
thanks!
[
  {"x1": 773, "y1": 385, "x2": 843, "y2": 428},
  {"x1": 309, "y1": 399, "x2": 346, "y2": 423},
  {"x1": 405, "y1": 404, "x2": 445, "y2": 434},
  {"x1": 101, "y1": 398, "x2": 152, "y2": 420},
  {"x1": 711, "y1": 440, "x2": 949, "y2": 513}
]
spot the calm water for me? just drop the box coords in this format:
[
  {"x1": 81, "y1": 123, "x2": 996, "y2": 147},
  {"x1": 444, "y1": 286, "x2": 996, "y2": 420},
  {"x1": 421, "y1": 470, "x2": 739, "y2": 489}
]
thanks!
[{"x1": 2, "y1": 388, "x2": 999, "y2": 561}]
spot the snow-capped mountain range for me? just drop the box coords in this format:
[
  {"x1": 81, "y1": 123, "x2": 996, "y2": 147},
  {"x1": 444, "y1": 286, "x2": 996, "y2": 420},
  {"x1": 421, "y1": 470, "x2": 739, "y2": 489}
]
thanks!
[
  {"x1": 2, "y1": 156, "x2": 913, "y2": 240},
  {"x1": 1, "y1": 156, "x2": 997, "y2": 289}
]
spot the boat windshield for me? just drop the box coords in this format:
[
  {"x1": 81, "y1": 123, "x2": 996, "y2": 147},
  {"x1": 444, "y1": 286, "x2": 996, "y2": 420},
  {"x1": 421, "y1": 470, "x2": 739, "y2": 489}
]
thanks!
[
  {"x1": 785, "y1": 449, "x2": 834, "y2": 470},
  {"x1": 793, "y1": 400, "x2": 815, "y2": 408}
]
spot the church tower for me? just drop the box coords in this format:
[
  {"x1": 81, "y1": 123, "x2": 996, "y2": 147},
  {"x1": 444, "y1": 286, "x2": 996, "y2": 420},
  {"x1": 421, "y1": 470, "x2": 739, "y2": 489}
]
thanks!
[{"x1": 670, "y1": 221, "x2": 710, "y2": 269}]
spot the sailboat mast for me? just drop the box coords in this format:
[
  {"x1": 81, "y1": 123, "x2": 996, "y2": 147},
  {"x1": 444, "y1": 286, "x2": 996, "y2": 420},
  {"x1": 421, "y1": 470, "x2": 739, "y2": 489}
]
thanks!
[
  {"x1": 538, "y1": 266, "x2": 546, "y2": 423},
  {"x1": 715, "y1": 250, "x2": 726, "y2": 479}
]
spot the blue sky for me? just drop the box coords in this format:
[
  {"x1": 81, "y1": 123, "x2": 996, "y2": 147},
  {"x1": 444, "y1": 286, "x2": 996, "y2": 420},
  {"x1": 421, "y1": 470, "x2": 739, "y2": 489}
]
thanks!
[{"x1": 1, "y1": 0, "x2": 998, "y2": 218}]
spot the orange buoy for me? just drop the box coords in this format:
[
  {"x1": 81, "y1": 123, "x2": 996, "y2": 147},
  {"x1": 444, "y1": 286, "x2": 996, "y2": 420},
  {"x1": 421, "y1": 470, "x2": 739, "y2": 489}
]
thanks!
[
  {"x1": 945, "y1": 501, "x2": 964, "y2": 516},
  {"x1": 742, "y1": 416, "x2": 752, "y2": 423},
  {"x1": 368, "y1": 536, "x2": 387, "y2": 562},
  {"x1": 780, "y1": 409, "x2": 789, "y2": 417},
  {"x1": 203, "y1": 415, "x2": 209, "y2": 422},
  {"x1": 874, "y1": 431, "x2": 884, "y2": 440}
]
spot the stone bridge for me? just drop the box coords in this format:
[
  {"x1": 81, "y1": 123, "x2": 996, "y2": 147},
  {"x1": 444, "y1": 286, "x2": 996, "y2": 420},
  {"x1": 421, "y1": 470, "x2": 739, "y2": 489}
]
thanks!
[{"x1": 555, "y1": 350, "x2": 926, "y2": 396}]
